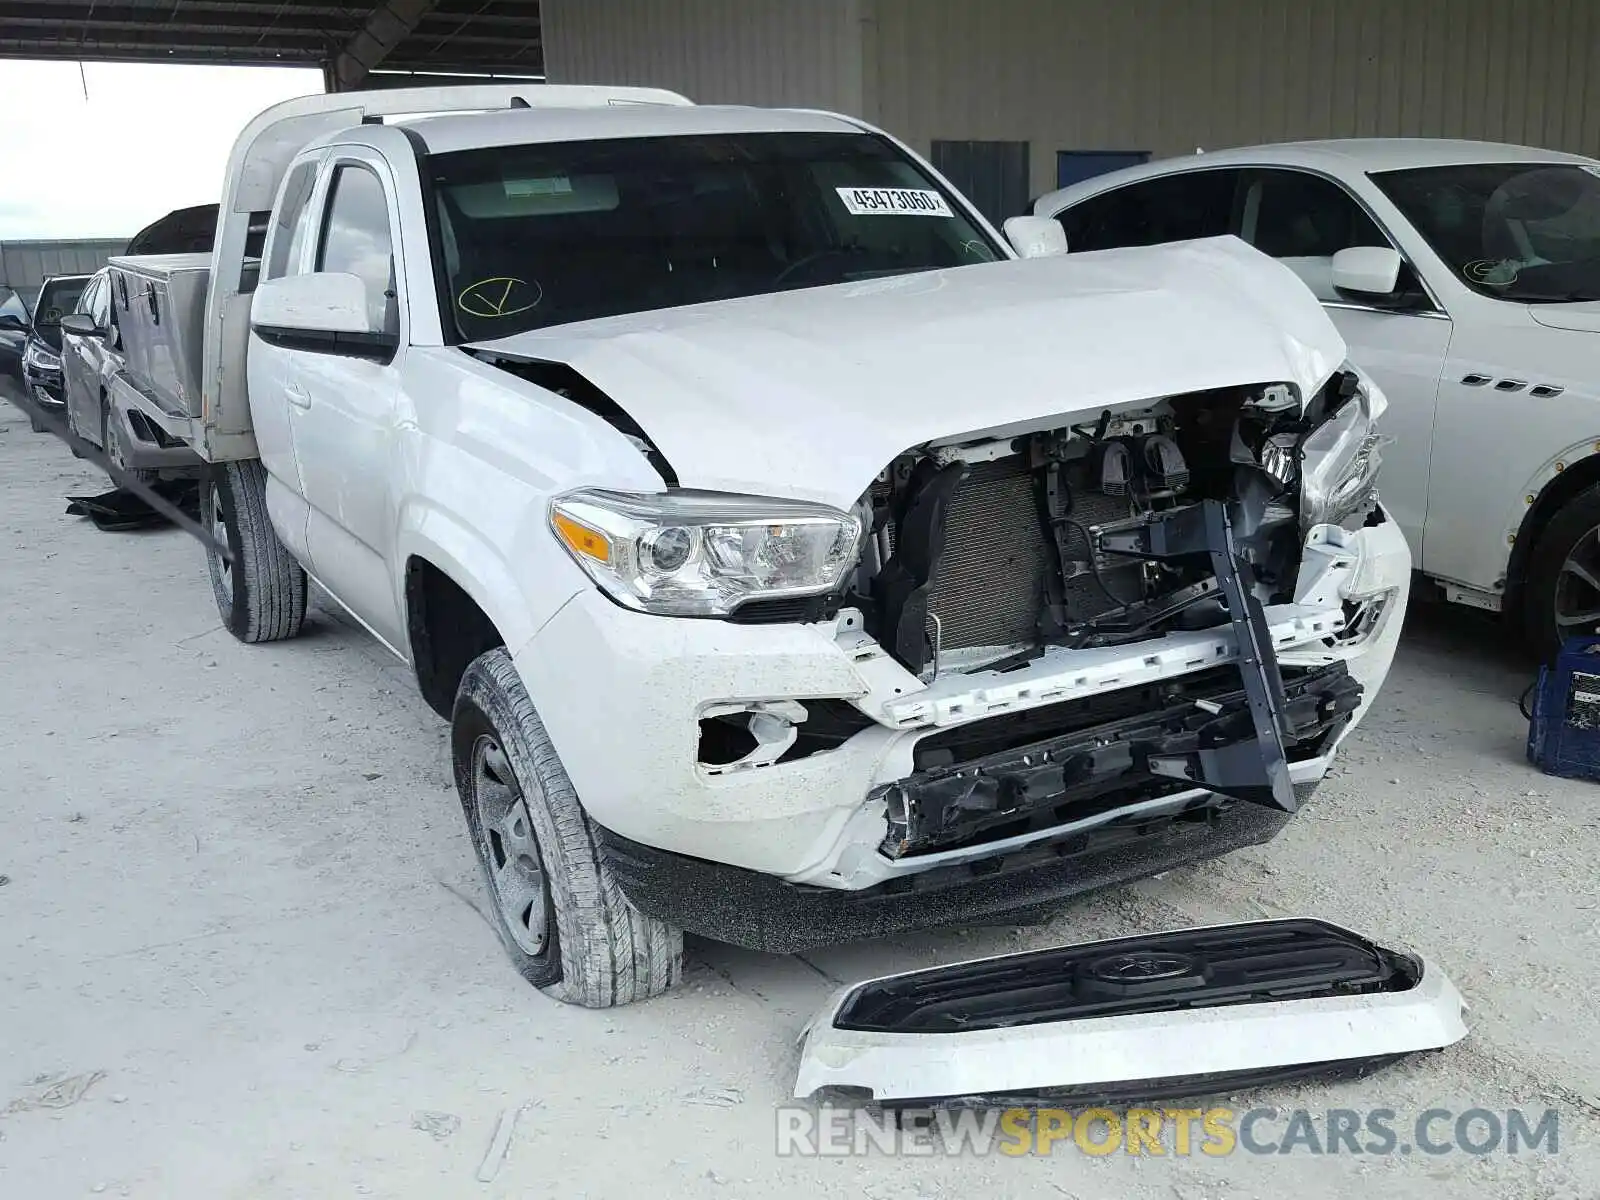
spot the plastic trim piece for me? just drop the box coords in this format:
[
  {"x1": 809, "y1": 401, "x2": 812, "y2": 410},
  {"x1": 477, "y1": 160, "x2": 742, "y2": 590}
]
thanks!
[{"x1": 793, "y1": 919, "x2": 1467, "y2": 1103}]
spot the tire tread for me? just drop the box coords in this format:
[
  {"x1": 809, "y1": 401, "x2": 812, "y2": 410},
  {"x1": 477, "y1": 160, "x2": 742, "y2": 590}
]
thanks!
[
  {"x1": 454, "y1": 648, "x2": 682, "y2": 1008},
  {"x1": 205, "y1": 459, "x2": 307, "y2": 644}
]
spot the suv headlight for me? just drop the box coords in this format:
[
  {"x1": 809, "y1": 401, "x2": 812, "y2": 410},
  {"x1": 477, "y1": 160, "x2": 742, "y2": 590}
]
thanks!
[
  {"x1": 550, "y1": 489, "x2": 862, "y2": 617},
  {"x1": 1302, "y1": 369, "x2": 1386, "y2": 529},
  {"x1": 23, "y1": 341, "x2": 59, "y2": 372}
]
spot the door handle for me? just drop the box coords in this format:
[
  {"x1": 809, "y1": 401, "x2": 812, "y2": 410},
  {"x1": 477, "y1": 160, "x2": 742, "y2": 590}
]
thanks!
[{"x1": 285, "y1": 383, "x2": 311, "y2": 409}]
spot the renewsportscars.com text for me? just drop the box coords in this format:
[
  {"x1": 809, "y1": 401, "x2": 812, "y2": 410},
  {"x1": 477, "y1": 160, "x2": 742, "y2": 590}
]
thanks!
[{"x1": 775, "y1": 1106, "x2": 1561, "y2": 1158}]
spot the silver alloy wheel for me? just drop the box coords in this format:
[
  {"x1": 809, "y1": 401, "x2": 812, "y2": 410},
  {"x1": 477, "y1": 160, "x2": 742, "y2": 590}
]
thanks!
[
  {"x1": 471, "y1": 734, "x2": 549, "y2": 955},
  {"x1": 210, "y1": 485, "x2": 234, "y2": 606},
  {"x1": 1555, "y1": 526, "x2": 1600, "y2": 634}
]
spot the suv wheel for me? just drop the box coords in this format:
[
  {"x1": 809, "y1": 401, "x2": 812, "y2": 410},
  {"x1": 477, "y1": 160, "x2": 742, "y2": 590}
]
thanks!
[
  {"x1": 202, "y1": 460, "x2": 308, "y2": 643},
  {"x1": 1522, "y1": 484, "x2": 1600, "y2": 660},
  {"x1": 452, "y1": 648, "x2": 683, "y2": 1007}
]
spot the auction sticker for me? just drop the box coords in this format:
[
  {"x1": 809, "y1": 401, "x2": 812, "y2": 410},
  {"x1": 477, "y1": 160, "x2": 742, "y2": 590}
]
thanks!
[{"x1": 836, "y1": 186, "x2": 954, "y2": 216}]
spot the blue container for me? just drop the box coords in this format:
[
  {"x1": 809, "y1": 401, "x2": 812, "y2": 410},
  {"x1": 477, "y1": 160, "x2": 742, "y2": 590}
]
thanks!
[{"x1": 1527, "y1": 635, "x2": 1600, "y2": 782}]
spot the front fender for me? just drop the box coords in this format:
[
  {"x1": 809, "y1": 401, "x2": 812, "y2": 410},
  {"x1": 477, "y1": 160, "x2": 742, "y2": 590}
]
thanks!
[
  {"x1": 394, "y1": 495, "x2": 584, "y2": 658},
  {"x1": 1503, "y1": 435, "x2": 1600, "y2": 581}
]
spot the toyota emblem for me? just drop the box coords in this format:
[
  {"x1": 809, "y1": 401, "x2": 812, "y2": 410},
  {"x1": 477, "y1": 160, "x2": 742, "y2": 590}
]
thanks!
[{"x1": 1086, "y1": 951, "x2": 1197, "y2": 982}]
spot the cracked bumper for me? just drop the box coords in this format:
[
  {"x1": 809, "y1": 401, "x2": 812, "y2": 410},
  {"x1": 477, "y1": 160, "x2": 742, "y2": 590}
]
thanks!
[{"x1": 514, "y1": 507, "x2": 1409, "y2": 888}]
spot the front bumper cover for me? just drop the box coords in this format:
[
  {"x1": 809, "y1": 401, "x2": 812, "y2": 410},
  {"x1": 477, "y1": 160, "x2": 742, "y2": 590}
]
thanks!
[
  {"x1": 515, "y1": 506, "x2": 1408, "y2": 883},
  {"x1": 596, "y1": 790, "x2": 1309, "y2": 954}
]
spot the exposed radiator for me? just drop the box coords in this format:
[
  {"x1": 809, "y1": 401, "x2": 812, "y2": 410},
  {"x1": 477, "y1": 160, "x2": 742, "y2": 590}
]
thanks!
[
  {"x1": 927, "y1": 457, "x2": 1046, "y2": 652},
  {"x1": 926, "y1": 454, "x2": 1134, "y2": 653}
]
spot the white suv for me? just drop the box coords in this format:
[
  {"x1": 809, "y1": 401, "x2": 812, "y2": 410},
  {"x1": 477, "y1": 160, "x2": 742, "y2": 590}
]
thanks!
[{"x1": 1036, "y1": 139, "x2": 1600, "y2": 654}]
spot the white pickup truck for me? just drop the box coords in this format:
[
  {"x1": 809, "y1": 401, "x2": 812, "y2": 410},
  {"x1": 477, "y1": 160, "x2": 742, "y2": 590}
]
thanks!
[{"x1": 108, "y1": 85, "x2": 1409, "y2": 1007}]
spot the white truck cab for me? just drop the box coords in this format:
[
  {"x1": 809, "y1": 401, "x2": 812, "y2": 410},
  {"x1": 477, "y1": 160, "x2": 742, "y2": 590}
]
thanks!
[{"x1": 109, "y1": 86, "x2": 1409, "y2": 1006}]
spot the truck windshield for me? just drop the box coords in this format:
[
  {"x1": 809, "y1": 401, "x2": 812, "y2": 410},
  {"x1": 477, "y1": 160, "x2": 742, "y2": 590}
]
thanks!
[
  {"x1": 1372, "y1": 161, "x2": 1600, "y2": 303},
  {"x1": 427, "y1": 131, "x2": 1003, "y2": 341}
]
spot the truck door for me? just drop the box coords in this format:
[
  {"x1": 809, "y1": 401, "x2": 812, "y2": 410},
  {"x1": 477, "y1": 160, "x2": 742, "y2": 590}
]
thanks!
[{"x1": 281, "y1": 153, "x2": 409, "y2": 651}]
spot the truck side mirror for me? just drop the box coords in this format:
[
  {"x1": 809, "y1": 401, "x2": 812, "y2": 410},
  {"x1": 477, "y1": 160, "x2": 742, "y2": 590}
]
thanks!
[
  {"x1": 0, "y1": 313, "x2": 27, "y2": 332},
  {"x1": 1003, "y1": 215, "x2": 1070, "y2": 259},
  {"x1": 251, "y1": 272, "x2": 397, "y2": 360},
  {"x1": 1331, "y1": 246, "x2": 1403, "y2": 298}
]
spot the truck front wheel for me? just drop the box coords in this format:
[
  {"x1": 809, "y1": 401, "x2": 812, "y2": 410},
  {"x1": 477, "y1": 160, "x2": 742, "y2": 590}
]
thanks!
[
  {"x1": 452, "y1": 648, "x2": 683, "y2": 1007},
  {"x1": 203, "y1": 459, "x2": 308, "y2": 643}
]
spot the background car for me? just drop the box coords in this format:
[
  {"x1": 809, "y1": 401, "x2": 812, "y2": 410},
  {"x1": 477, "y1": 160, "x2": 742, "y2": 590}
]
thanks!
[
  {"x1": 20, "y1": 273, "x2": 91, "y2": 431},
  {"x1": 1033, "y1": 139, "x2": 1600, "y2": 655},
  {"x1": 60, "y1": 266, "x2": 201, "y2": 483},
  {"x1": 0, "y1": 285, "x2": 30, "y2": 387}
]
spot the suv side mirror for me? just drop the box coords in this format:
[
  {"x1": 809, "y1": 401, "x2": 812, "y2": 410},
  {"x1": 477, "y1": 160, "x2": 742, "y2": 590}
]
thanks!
[
  {"x1": 59, "y1": 314, "x2": 102, "y2": 338},
  {"x1": 1004, "y1": 215, "x2": 1070, "y2": 259},
  {"x1": 0, "y1": 313, "x2": 27, "y2": 332},
  {"x1": 252, "y1": 272, "x2": 397, "y2": 360},
  {"x1": 1331, "y1": 246, "x2": 1403, "y2": 298}
]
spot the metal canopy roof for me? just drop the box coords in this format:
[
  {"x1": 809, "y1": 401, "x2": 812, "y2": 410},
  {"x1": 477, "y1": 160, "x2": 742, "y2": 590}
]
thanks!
[{"x1": 0, "y1": 0, "x2": 543, "y2": 88}]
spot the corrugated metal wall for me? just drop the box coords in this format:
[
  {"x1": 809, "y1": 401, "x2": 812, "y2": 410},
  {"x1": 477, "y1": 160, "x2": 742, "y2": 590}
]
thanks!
[
  {"x1": 868, "y1": 0, "x2": 1600, "y2": 197},
  {"x1": 0, "y1": 240, "x2": 127, "y2": 308},
  {"x1": 542, "y1": 0, "x2": 864, "y2": 113},
  {"x1": 544, "y1": 0, "x2": 1600, "y2": 205}
]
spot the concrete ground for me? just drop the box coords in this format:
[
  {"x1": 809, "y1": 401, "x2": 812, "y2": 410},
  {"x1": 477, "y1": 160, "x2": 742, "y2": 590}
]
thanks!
[{"x1": 1, "y1": 390, "x2": 1597, "y2": 1200}]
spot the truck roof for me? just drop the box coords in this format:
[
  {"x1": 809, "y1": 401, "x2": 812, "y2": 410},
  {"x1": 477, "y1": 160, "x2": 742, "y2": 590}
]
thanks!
[{"x1": 382, "y1": 104, "x2": 867, "y2": 155}]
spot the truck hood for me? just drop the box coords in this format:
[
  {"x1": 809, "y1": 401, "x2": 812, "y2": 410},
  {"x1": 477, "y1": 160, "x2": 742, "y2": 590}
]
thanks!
[{"x1": 470, "y1": 236, "x2": 1346, "y2": 509}]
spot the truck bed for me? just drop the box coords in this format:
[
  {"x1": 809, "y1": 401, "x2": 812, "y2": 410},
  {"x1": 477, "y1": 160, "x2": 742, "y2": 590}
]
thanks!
[{"x1": 108, "y1": 253, "x2": 259, "y2": 459}]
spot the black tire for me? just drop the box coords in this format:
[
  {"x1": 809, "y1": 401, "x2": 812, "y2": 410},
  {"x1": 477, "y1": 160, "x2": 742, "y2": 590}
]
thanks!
[
  {"x1": 452, "y1": 648, "x2": 683, "y2": 1007},
  {"x1": 202, "y1": 459, "x2": 308, "y2": 644},
  {"x1": 1521, "y1": 483, "x2": 1600, "y2": 661}
]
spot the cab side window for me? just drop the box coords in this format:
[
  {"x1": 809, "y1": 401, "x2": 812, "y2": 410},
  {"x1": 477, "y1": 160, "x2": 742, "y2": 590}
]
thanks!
[
  {"x1": 1056, "y1": 170, "x2": 1238, "y2": 252},
  {"x1": 317, "y1": 164, "x2": 399, "y2": 336},
  {"x1": 265, "y1": 160, "x2": 320, "y2": 281}
]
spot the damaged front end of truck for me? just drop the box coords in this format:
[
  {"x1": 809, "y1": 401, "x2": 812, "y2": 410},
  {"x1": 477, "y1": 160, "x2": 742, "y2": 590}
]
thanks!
[
  {"x1": 832, "y1": 366, "x2": 1385, "y2": 861},
  {"x1": 476, "y1": 242, "x2": 1407, "y2": 951}
]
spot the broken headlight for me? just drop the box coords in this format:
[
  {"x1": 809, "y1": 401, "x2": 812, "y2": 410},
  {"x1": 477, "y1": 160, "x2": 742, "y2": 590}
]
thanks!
[
  {"x1": 1301, "y1": 369, "x2": 1386, "y2": 529},
  {"x1": 550, "y1": 489, "x2": 861, "y2": 617}
]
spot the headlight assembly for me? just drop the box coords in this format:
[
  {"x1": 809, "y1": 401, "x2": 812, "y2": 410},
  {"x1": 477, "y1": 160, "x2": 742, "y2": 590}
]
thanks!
[
  {"x1": 550, "y1": 489, "x2": 862, "y2": 617},
  {"x1": 23, "y1": 341, "x2": 60, "y2": 372},
  {"x1": 1301, "y1": 370, "x2": 1386, "y2": 530}
]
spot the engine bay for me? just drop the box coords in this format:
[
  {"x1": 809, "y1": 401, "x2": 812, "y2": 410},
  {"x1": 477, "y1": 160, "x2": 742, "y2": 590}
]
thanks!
[{"x1": 848, "y1": 369, "x2": 1372, "y2": 680}]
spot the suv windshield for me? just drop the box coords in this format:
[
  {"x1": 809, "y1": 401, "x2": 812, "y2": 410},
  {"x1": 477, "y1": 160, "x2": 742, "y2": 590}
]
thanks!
[
  {"x1": 428, "y1": 131, "x2": 1002, "y2": 341},
  {"x1": 1372, "y1": 162, "x2": 1600, "y2": 302}
]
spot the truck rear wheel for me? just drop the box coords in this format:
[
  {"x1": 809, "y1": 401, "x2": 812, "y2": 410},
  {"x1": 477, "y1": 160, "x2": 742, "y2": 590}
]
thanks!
[
  {"x1": 203, "y1": 459, "x2": 308, "y2": 644},
  {"x1": 452, "y1": 647, "x2": 683, "y2": 1007}
]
